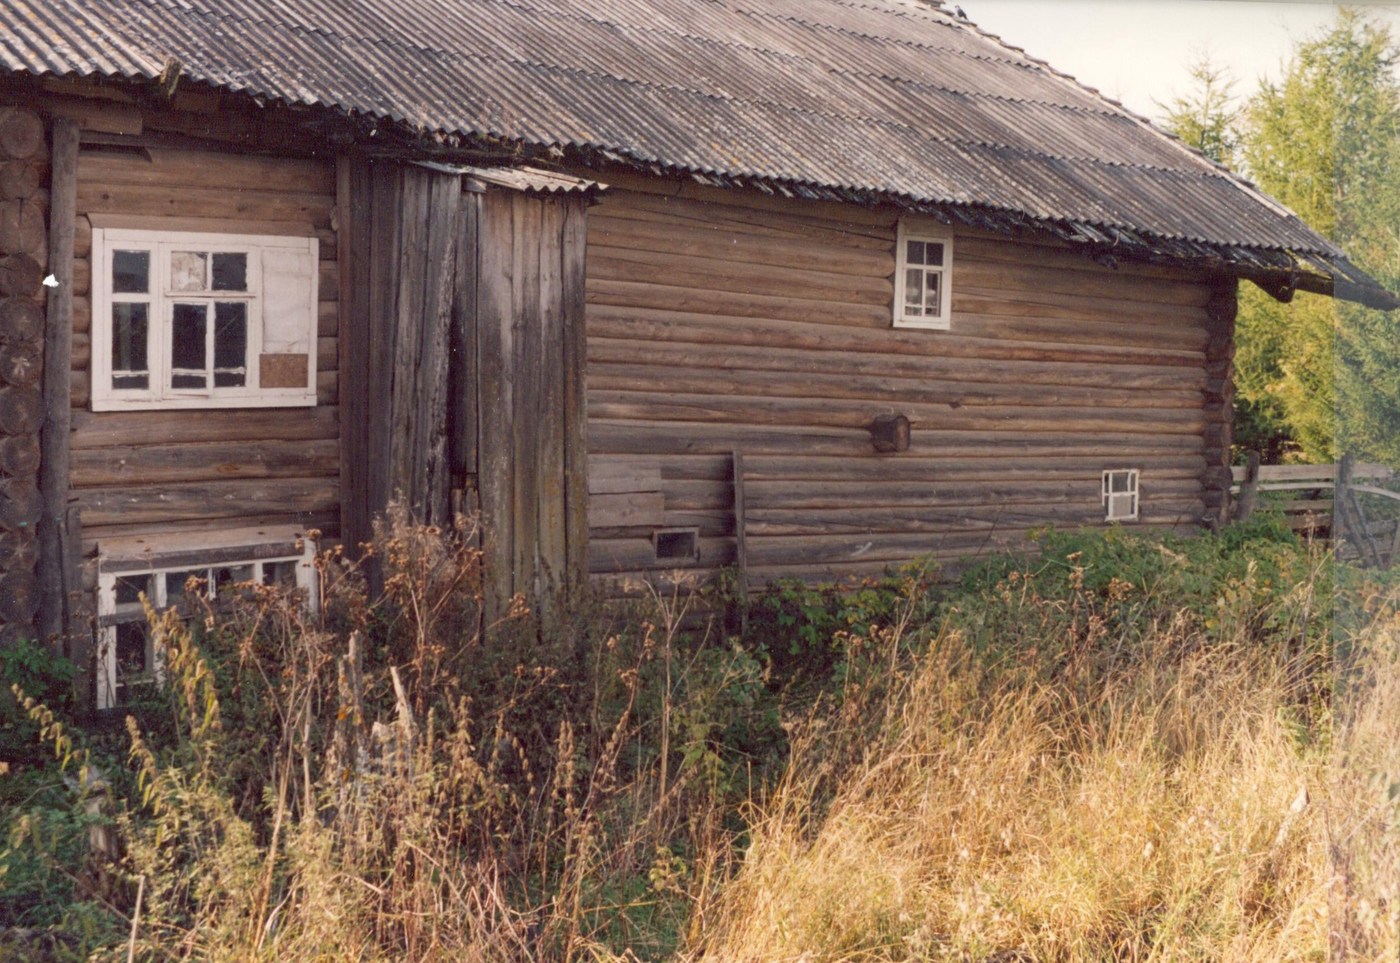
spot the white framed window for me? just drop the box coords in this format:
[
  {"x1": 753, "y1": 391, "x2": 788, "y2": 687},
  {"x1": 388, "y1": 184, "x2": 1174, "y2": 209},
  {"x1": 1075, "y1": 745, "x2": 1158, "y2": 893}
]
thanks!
[
  {"x1": 96, "y1": 532, "x2": 317, "y2": 710},
  {"x1": 1102, "y1": 469, "x2": 1140, "y2": 522},
  {"x1": 91, "y1": 228, "x2": 319, "y2": 411},
  {"x1": 893, "y1": 222, "x2": 953, "y2": 329}
]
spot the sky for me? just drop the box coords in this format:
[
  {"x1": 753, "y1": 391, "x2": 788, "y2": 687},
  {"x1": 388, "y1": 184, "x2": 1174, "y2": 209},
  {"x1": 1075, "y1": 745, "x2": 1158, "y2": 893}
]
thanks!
[{"x1": 959, "y1": 1, "x2": 1400, "y2": 120}]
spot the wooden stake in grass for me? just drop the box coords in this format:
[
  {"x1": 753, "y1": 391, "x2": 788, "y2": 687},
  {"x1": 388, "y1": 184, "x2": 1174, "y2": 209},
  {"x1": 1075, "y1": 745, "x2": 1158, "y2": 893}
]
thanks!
[{"x1": 127, "y1": 874, "x2": 145, "y2": 963}]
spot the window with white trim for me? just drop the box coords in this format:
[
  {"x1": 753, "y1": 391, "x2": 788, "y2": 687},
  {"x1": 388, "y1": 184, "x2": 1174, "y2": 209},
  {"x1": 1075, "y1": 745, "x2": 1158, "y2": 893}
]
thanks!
[
  {"x1": 96, "y1": 536, "x2": 317, "y2": 710},
  {"x1": 893, "y1": 222, "x2": 953, "y2": 329},
  {"x1": 1102, "y1": 469, "x2": 1140, "y2": 522},
  {"x1": 91, "y1": 228, "x2": 319, "y2": 410}
]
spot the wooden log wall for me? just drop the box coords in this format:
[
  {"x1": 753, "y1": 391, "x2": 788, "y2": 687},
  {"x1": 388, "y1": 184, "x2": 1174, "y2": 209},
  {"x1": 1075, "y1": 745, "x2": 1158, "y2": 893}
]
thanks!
[
  {"x1": 0, "y1": 105, "x2": 48, "y2": 643},
  {"x1": 51, "y1": 92, "x2": 341, "y2": 551},
  {"x1": 584, "y1": 180, "x2": 1219, "y2": 587}
]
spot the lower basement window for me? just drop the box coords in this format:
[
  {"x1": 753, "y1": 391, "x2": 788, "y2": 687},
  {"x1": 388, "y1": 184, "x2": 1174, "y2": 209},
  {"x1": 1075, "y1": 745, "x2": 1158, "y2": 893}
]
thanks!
[
  {"x1": 95, "y1": 528, "x2": 317, "y2": 710},
  {"x1": 1102, "y1": 469, "x2": 1140, "y2": 522}
]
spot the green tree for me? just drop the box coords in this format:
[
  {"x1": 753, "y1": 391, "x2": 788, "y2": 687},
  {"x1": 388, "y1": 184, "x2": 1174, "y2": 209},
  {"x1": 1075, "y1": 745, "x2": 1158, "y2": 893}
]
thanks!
[
  {"x1": 1157, "y1": 54, "x2": 1241, "y2": 167},
  {"x1": 1234, "y1": 9, "x2": 1400, "y2": 462}
]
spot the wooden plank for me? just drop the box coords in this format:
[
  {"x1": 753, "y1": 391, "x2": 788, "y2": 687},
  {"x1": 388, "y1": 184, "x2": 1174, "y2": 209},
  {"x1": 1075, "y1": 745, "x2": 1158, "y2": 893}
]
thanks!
[
  {"x1": 450, "y1": 189, "x2": 480, "y2": 483},
  {"x1": 587, "y1": 362, "x2": 1203, "y2": 412},
  {"x1": 733, "y1": 450, "x2": 748, "y2": 616},
  {"x1": 77, "y1": 148, "x2": 333, "y2": 194},
  {"x1": 81, "y1": 510, "x2": 340, "y2": 553},
  {"x1": 72, "y1": 404, "x2": 339, "y2": 449},
  {"x1": 561, "y1": 199, "x2": 589, "y2": 593},
  {"x1": 337, "y1": 155, "x2": 370, "y2": 549},
  {"x1": 476, "y1": 189, "x2": 516, "y2": 611},
  {"x1": 588, "y1": 460, "x2": 663, "y2": 494},
  {"x1": 589, "y1": 491, "x2": 665, "y2": 529},
  {"x1": 536, "y1": 198, "x2": 567, "y2": 605},
  {"x1": 37, "y1": 118, "x2": 78, "y2": 642},
  {"x1": 588, "y1": 247, "x2": 891, "y2": 306},
  {"x1": 76, "y1": 182, "x2": 333, "y2": 226},
  {"x1": 585, "y1": 304, "x2": 1205, "y2": 368},
  {"x1": 511, "y1": 194, "x2": 542, "y2": 601},
  {"x1": 70, "y1": 438, "x2": 338, "y2": 487},
  {"x1": 75, "y1": 479, "x2": 340, "y2": 527},
  {"x1": 364, "y1": 160, "x2": 402, "y2": 534},
  {"x1": 420, "y1": 171, "x2": 460, "y2": 525}
]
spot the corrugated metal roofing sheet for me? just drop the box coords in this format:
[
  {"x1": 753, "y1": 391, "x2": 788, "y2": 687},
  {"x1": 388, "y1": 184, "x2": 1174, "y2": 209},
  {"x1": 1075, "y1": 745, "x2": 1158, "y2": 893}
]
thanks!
[{"x1": 1, "y1": 0, "x2": 1390, "y2": 302}]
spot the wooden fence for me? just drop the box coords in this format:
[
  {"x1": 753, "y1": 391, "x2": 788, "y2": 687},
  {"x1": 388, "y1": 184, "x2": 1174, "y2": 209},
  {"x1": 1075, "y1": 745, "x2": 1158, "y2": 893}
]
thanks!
[{"x1": 1231, "y1": 454, "x2": 1400, "y2": 567}]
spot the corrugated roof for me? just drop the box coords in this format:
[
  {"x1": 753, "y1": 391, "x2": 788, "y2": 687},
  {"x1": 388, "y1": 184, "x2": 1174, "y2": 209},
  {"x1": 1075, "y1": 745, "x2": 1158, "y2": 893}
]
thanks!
[{"x1": 2, "y1": 0, "x2": 1392, "y2": 305}]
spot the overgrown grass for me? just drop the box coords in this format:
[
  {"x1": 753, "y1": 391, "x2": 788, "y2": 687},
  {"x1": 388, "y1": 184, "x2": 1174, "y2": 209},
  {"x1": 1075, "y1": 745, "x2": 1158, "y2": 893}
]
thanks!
[{"x1": 2, "y1": 513, "x2": 1397, "y2": 961}]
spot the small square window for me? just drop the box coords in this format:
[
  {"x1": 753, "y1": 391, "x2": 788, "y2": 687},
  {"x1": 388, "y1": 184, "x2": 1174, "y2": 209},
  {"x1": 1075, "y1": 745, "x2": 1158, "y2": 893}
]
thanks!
[
  {"x1": 894, "y1": 222, "x2": 953, "y2": 330},
  {"x1": 92, "y1": 228, "x2": 318, "y2": 411},
  {"x1": 653, "y1": 528, "x2": 700, "y2": 563},
  {"x1": 1102, "y1": 469, "x2": 1140, "y2": 522}
]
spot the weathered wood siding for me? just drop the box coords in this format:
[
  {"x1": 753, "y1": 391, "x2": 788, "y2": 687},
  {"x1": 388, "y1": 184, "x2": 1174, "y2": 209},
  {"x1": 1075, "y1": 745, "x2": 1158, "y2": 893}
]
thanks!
[
  {"x1": 68, "y1": 144, "x2": 339, "y2": 548},
  {"x1": 584, "y1": 182, "x2": 1223, "y2": 585}
]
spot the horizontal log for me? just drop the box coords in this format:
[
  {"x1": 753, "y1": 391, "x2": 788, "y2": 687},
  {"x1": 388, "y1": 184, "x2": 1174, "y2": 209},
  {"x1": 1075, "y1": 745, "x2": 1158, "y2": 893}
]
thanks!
[
  {"x1": 588, "y1": 460, "x2": 663, "y2": 495},
  {"x1": 0, "y1": 478, "x2": 43, "y2": 532},
  {"x1": 77, "y1": 148, "x2": 334, "y2": 195},
  {"x1": 0, "y1": 433, "x2": 39, "y2": 476},
  {"x1": 595, "y1": 189, "x2": 894, "y2": 250},
  {"x1": 953, "y1": 234, "x2": 1210, "y2": 284},
  {"x1": 0, "y1": 385, "x2": 42, "y2": 434},
  {"x1": 71, "y1": 437, "x2": 338, "y2": 487},
  {"x1": 0, "y1": 296, "x2": 43, "y2": 341},
  {"x1": 72, "y1": 405, "x2": 339, "y2": 448},
  {"x1": 81, "y1": 509, "x2": 340, "y2": 553},
  {"x1": 77, "y1": 182, "x2": 333, "y2": 228},
  {"x1": 0, "y1": 254, "x2": 42, "y2": 297},
  {"x1": 75, "y1": 478, "x2": 340, "y2": 527},
  {"x1": 747, "y1": 503, "x2": 1116, "y2": 536},
  {"x1": 587, "y1": 362, "x2": 1203, "y2": 412},
  {"x1": 0, "y1": 571, "x2": 39, "y2": 621},
  {"x1": 739, "y1": 454, "x2": 1204, "y2": 483},
  {"x1": 741, "y1": 477, "x2": 1202, "y2": 510},
  {"x1": 589, "y1": 533, "x2": 735, "y2": 573},
  {"x1": 587, "y1": 277, "x2": 890, "y2": 329},
  {"x1": 589, "y1": 419, "x2": 1205, "y2": 457},
  {"x1": 587, "y1": 392, "x2": 1207, "y2": 435},
  {"x1": 586, "y1": 303, "x2": 1205, "y2": 368},
  {"x1": 0, "y1": 198, "x2": 47, "y2": 259},
  {"x1": 0, "y1": 160, "x2": 45, "y2": 201},
  {"x1": 588, "y1": 213, "x2": 892, "y2": 277},
  {"x1": 954, "y1": 257, "x2": 1212, "y2": 308},
  {"x1": 0, "y1": 108, "x2": 44, "y2": 161},
  {"x1": 953, "y1": 286, "x2": 1209, "y2": 333},
  {"x1": 0, "y1": 340, "x2": 41, "y2": 388},
  {"x1": 588, "y1": 246, "x2": 892, "y2": 306},
  {"x1": 589, "y1": 491, "x2": 665, "y2": 529},
  {"x1": 587, "y1": 335, "x2": 1207, "y2": 393}
]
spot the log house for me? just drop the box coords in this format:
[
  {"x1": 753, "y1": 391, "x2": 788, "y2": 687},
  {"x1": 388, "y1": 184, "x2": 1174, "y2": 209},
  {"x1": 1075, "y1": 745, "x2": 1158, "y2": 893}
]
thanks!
[{"x1": 0, "y1": 0, "x2": 1393, "y2": 706}]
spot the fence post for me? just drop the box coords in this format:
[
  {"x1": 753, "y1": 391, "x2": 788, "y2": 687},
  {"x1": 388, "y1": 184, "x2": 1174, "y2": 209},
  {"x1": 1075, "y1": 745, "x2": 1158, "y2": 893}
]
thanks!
[{"x1": 1234, "y1": 450, "x2": 1261, "y2": 523}]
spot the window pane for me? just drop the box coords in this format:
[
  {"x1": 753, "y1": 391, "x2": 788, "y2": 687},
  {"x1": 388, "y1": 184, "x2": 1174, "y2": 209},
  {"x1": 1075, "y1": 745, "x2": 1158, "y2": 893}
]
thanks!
[
  {"x1": 111, "y1": 302, "x2": 149, "y2": 390},
  {"x1": 112, "y1": 250, "x2": 149, "y2": 294},
  {"x1": 263, "y1": 560, "x2": 299, "y2": 588},
  {"x1": 114, "y1": 574, "x2": 150, "y2": 606},
  {"x1": 927, "y1": 242, "x2": 944, "y2": 267},
  {"x1": 904, "y1": 269, "x2": 923, "y2": 315},
  {"x1": 171, "y1": 251, "x2": 208, "y2": 292},
  {"x1": 115, "y1": 622, "x2": 149, "y2": 677},
  {"x1": 213, "y1": 302, "x2": 248, "y2": 388},
  {"x1": 906, "y1": 240, "x2": 925, "y2": 266},
  {"x1": 925, "y1": 273, "x2": 941, "y2": 315},
  {"x1": 214, "y1": 564, "x2": 254, "y2": 592},
  {"x1": 1111, "y1": 472, "x2": 1132, "y2": 493},
  {"x1": 171, "y1": 303, "x2": 208, "y2": 388},
  {"x1": 165, "y1": 570, "x2": 204, "y2": 605},
  {"x1": 211, "y1": 252, "x2": 248, "y2": 292}
]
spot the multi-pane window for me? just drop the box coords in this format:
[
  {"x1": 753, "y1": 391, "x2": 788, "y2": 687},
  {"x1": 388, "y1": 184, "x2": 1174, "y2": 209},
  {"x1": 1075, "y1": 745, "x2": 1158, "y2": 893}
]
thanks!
[
  {"x1": 96, "y1": 537, "x2": 318, "y2": 710},
  {"x1": 92, "y1": 229, "x2": 319, "y2": 410},
  {"x1": 1102, "y1": 469, "x2": 1140, "y2": 522},
  {"x1": 893, "y1": 222, "x2": 953, "y2": 329}
]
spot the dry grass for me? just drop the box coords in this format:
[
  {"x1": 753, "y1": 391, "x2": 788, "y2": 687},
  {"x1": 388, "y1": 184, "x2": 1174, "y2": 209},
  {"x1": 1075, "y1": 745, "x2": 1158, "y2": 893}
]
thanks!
[{"x1": 685, "y1": 573, "x2": 1400, "y2": 962}]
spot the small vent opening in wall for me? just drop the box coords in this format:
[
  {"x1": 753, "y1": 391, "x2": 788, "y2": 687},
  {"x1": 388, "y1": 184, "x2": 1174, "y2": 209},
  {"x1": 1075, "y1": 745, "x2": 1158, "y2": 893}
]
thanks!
[{"x1": 653, "y1": 528, "x2": 699, "y2": 562}]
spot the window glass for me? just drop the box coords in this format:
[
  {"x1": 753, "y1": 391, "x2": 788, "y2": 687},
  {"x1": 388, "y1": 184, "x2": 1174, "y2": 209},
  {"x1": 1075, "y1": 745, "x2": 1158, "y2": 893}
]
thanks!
[
  {"x1": 112, "y1": 250, "x2": 149, "y2": 294},
  {"x1": 212, "y1": 252, "x2": 248, "y2": 292},
  {"x1": 111, "y1": 303, "x2": 149, "y2": 390},
  {"x1": 171, "y1": 251, "x2": 208, "y2": 292},
  {"x1": 171, "y1": 303, "x2": 208, "y2": 388},
  {"x1": 214, "y1": 302, "x2": 248, "y2": 388}
]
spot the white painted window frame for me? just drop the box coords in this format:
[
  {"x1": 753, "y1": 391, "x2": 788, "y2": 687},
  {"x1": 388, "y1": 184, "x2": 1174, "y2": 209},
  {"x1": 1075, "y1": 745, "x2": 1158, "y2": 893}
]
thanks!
[
  {"x1": 91, "y1": 228, "x2": 319, "y2": 411},
  {"x1": 95, "y1": 536, "x2": 318, "y2": 710},
  {"x1": 893, "y1": 221, "x2": 954, "y2": 330},
  {"x1": 1102, "y1": 469, "x2": 1140, "y2": 522}
]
